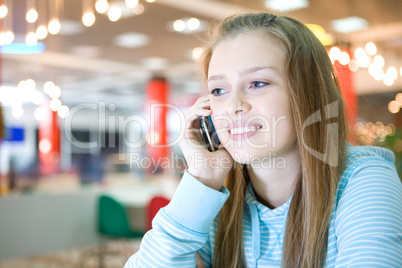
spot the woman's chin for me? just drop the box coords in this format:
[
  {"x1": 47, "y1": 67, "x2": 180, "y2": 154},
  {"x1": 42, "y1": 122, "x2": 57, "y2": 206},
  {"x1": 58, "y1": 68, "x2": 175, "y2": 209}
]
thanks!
[{"x1": 227, "y1": 148, "x2": 257, "y2": 164}]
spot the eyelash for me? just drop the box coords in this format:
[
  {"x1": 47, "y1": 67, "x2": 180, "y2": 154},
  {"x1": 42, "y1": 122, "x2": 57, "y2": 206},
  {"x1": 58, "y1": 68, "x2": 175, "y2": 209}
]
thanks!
[
  {"x1": 210, "y1": 81, "x2": 269, "y2": 96},
  {"x1": 210, "y1": 88, "x2": 227, "y2": 96},
  {"x1": 250, "y1": 81, "x2": 269, "y2": 89}
]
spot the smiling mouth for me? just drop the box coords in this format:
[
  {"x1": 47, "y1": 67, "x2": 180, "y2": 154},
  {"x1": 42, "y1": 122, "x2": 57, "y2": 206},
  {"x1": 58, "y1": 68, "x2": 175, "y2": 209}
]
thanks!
[{"x1": 229, "y1": 125, "x2": 262, "y2": 135}]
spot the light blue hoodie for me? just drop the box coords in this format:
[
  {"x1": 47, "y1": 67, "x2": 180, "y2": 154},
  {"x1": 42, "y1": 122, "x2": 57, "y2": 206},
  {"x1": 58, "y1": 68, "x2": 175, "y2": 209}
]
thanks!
[{"x1": 125, "y1": 143, "x2": 402, "y2": 267}]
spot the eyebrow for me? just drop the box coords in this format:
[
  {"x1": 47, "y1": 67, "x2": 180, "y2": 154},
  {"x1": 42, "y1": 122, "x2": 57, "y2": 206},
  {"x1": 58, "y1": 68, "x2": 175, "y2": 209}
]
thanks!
[{"x1": 207, "y1": 66, "x2": 278, "y2": 82}]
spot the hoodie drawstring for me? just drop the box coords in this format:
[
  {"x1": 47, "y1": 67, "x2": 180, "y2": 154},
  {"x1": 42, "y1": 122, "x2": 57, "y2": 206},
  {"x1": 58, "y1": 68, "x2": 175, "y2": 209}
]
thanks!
[{"x1": 247, "y1": 201, "x2": 261, "y2": 260}]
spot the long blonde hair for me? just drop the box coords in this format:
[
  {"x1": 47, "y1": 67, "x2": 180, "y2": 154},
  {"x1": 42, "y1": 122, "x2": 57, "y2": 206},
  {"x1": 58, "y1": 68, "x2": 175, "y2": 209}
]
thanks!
[{"x1": 200, "y1": 13, "x2": 348, "y2": 267}]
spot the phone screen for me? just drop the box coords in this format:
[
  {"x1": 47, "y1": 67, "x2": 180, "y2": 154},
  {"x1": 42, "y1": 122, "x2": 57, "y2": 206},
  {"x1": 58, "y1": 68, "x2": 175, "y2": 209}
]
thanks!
[{"x1": 200, "y1": 115, "x2": 221, "y2": 152}]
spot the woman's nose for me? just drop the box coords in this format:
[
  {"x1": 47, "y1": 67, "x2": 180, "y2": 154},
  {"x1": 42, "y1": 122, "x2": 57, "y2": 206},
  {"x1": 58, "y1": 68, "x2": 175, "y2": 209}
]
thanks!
[{"x1": 226, "y1": 93, "x2": 251, "y2": 115}]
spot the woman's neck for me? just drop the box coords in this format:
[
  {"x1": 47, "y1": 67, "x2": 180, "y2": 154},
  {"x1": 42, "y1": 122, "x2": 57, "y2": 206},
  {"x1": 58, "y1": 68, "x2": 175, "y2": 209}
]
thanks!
[{"x1": 246, "y1": 142, "x2": 301, "y2": 209}]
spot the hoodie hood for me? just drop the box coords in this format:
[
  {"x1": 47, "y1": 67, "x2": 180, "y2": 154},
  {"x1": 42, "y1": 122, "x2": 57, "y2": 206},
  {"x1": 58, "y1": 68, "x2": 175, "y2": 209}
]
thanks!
[
  {"x1": 244, "y1": 142, "x2": 396, "y2": 263},
  {"x1": 345, "y1": 142, "x2": 395, "y2": 164},
  {"x1": 245, "y1": 184, "x2": 292, "y2": 261}
]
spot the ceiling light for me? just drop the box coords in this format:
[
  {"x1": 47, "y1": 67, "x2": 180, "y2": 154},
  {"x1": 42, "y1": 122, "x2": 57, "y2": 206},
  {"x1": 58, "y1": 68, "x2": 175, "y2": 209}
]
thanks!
[
  {"x1": 358, "y1": 56, "x2": 370, "y2": 68},
  {"x1": 48, "y1": 19, "x2": 61, "y2": 35},
  {"x1": 192, "y1": 47, "x2": 204, "y2": 61},
  {"x1": 369, "y1": 64, "x2": 382, "y2": 79},
  {"x1": 0, "y1": 5, "x2": 8, "y2": 18},
  {"x1": 386, "y1": 67, "x2": 398, "y2": 80},
  {"x1": 26, "y1": 32, "x2": 38, "y2": 46},
  {"x1": 354, "y1": 47, "x2": 366, "y2": 58},
  {"x1": 132, "y1": 3, "x2": 144, "y2": 15},
  {"x1": 348, "y1": 60, "x2": 359, "y2": 72},
  {"x1": 338, "y1": 52, "x2": 350, "y2": 65},
  {"x1": 332, "y1": 16, "x2": 368, "y2": 33},
  {"x1": 396, "y1": 93, "x2": 402, "y2": 105},
  {"x1": 264, "y1": 0, "x2": 308, "y2": 12},
  {"x1": 383, "y1": 73, "x2": 394, "y2": 86},
  {"x1": 18, "y1": 80, "x2": 27, "y2": 89},
  {"x1": 50, "y1": 98, "x2": 62, "y2": 111},
  {"x1": 95, "y1": 0, "x2": 108, "y2": 13},
  {"x1": 373, "y1": 55, "x2": 385, "y2": 68},
  {"x1": 371, "y1": 66, "x2": 384, "y2": 81},
  {"x1": 329, "y1": 46, "x2": 341, "y2": 61},
  {"x1": 36, "y1": 25, "x2": 48, "y2": 39},
  {"x1": 173, "y1": 20, "x2": 185, "y2": 32},
  {"x1": 365, "y1": 42, "x2": 377, "y2": 55},
  {"x1": 39, "y1": 139, "x2": 51, "y2": 154},
  {"x1": 58, "y1": 105, "x2": 70, "y2": 118},
  {"x1": 5, "y1": 31, "x2": 14, "y2": 44},
  {"x1": 49, "y1": 86, "x2": 61, "y2": 99},
  {"x1": 171, "y1": 18, "x2": 205, "y2": 34},
  {"x1": 103, "y1": 1, "x2": 142, "y2": 18},
  {"x1": 187, "y1": 18, "x2": 200, "y2": 31},
  {"x1": 82, "y1": 12, "x2": 96, "y2": 27},
  {"x1": 26, "y1": 8, "x2": 38, "y2": 23},
  {"x1": 108, "y1": 5, "x2": 121, "y2": 21},
  {"x1": 388, "y1": 101, "x2": 399, "y2": 113},
  {"x1": 125, "y1": 0, "x2": 139, "y2": 8},
  {"x1": 43, "y1": 81, "x2": 55, "y2": 94},
  {"x1": 25, "y1": 79, "x2": 36, "y2": 90},
  {"x1": 114, "y1": 32, "x2": 149, "y2": 48}
]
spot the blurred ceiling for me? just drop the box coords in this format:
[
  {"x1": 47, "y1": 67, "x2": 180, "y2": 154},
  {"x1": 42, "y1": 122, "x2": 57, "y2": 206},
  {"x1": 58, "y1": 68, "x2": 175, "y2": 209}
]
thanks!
[{"x1": 2, "y1": 0, "x2": 402, "y2": 110}]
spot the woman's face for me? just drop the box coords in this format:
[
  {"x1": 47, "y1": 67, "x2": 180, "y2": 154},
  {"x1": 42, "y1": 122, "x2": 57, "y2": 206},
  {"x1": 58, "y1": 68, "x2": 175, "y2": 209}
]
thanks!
[{"x1": 207, "y1": 31, "x2": 297, "y2": 163}]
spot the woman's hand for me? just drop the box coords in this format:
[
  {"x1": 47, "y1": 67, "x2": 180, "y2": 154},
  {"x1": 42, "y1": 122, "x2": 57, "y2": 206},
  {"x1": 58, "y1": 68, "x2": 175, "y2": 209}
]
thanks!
[{"x1": 179, "y1": 95, "x2": 233, "y2": 191}]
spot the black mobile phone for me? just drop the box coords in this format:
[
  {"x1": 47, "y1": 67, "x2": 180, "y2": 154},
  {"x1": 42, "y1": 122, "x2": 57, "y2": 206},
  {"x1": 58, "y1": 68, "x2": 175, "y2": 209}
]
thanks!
[{"x1": 199, "y1": 115, "x2": 221, "y2": 152}]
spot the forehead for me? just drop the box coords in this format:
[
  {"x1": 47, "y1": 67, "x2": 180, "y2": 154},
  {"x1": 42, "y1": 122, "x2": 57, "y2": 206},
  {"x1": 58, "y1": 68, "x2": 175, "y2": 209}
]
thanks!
[{"x1": 208, "y1": 31, "x2": 286, "y2": 75}]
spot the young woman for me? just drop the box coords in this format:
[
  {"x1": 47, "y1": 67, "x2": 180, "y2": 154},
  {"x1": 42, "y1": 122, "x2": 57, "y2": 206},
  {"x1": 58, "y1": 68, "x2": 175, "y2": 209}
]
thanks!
[{"x1": 125, "y1": 13, "x2": 402, "y2": 267}]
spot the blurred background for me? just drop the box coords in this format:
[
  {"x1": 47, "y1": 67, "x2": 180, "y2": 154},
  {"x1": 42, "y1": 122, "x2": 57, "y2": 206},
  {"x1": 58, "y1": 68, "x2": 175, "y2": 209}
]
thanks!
[{"x1": 0, "y1": 0, "x2": 401, "y2": 267}]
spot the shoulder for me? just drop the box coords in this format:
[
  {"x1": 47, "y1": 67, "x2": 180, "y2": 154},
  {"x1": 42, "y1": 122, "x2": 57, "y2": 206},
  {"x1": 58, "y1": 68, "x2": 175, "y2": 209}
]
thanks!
[
  {"x1": 344, "y1": 142, "x2": 396, "y2": 171},
  {"x1": 334, "y1": 142, "x2": 402, "y2": 218},
  {"x1": 336, "y1": 143, "x2": 400, "y2": 198},
  {"x1": 333, "y1": 143, "x2": 402, "y2": 266},
  {"x1": 334, "y1": 142, "x2": 402, "y2": 222}
]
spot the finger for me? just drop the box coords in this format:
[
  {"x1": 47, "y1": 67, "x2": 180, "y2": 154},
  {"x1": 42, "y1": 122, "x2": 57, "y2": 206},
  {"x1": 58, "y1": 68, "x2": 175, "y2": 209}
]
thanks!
[
  {"x1": 198, "y1": 101, "x2": 210, "y2": 109},
  {"x1": 185, "y1": 110, "x2": 212, "y2": 129},
  {"x1": 184, "y1": 128, "x2": 205, "y2": 144},
  {"x1": 184, "y1": 128, "x2": 199, "y2": 140},
  {"x1": 182, "y1": 129, "x2": 210, "y2": 152},
  {"x1": 196, "y1": 95, "x2": 210, "y2": 102},
  {"x1": 193, "y1": 98, "x2": 210, "y2": 109}
]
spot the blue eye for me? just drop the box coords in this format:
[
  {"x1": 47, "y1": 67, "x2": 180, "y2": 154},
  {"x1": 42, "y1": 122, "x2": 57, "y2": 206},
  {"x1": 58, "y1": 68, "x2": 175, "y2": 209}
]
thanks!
[
  {"x1": 250, "y1": 81, "x2": 268, "y2": 89},
  {"x1": 211, "y1": 88, "x2": 227, "y2": 96}
]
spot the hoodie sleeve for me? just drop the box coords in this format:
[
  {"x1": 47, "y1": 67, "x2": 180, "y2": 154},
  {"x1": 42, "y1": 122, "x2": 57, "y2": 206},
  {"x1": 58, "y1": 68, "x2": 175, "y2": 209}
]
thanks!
[
  {"x1": 334, "y1": 158, "x2": 402, "y2": 267},
  {"x1": 124, "y1": 170, "x2": 229, "y2": 268}
]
